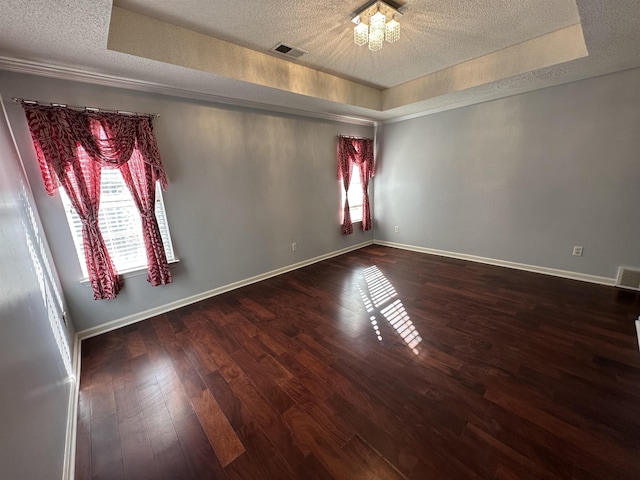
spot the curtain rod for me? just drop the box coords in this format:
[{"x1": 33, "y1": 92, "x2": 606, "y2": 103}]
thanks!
[
  {"x1": 338, "y1": 135, "x2": 370, "y2": 140},
  {"x1": 11, "y1": 97, "x2": 160, "y2": 118}
]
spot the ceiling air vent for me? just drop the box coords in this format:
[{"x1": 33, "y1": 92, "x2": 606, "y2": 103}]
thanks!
[
  {"x1": 616, "y1": 267, "x2": 640, "y2": 291},
  {"x1": 271, "y1": 42, "x2": 308, "y2": 59}
]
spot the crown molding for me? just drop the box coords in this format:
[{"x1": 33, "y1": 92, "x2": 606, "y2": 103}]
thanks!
[{"x1": 0, "y1": 56, "x2": 377, "y2": 127}]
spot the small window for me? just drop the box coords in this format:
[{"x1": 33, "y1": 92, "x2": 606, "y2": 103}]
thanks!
[
  {"x1": 342, "y1": 165, "x2": 364, "y2": 223},
  {"x1": 60, "y1": 167, "x2": 176, "y2": 278}
]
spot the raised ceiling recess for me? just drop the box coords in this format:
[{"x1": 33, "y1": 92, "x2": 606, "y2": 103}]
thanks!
[{"x1": 107, "y1": 1, "x2": 587, "y2": 112}]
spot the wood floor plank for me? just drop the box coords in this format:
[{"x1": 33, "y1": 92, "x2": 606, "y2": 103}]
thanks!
[
  {"x1": 281, "y1": 405, "x2": 358, "y2": 478},
  {"x1": 340, "y1": 434, "x2": 407, "y2": 480},
  {"x1": 276, "y1": 352, "x2": 332, "y2": 401},
  {"x1": 112, "y1": 359, "x2": 142, "y2": 424},
  {"x1": 231, "y1": 402, "x2": 299, "y2": 480},
  {"x1": 325, "y1": 392, "x2": 417, "y2": 475},
  {"x1": 118, "y1": 410, "x2": 157, "y2": 480},
  {"x1": 135, "y1": 375, "x2": 179, "y2": 456},
  {"x1": 484, "y1": 386, "x2": 639, "y2": 478},
  {"x1": 295, "y1": 453, "x2": 337, "y2": 480},
  {"x1": 153, "y1": 441, "x2": 191, "y2": 480},
  {"x1": 125, "y1": 329, "x2": 146, "y2": 358},
  {"x1": 201, "y1": 371, "x2": 244, "y2": 432},
  {"x1": 230, "y1": 348, "x2": 294, "y2": 414},
  {"x1": 226, "y1": 322, "x2": 267, "y2": 359},
  {"x1": 460, "y1": 422, "x2": 565, "y2": 480},
  {"x1": 229, "y1": 372, "x2": 306, "y2": 466},
  {"x1": 224, "y1": 452, "x2": 269, "y2": 480},
  {"x1": 202, "y1": 320, "x2": 242, "y2": 355},
  {"x1": 76, "y1": 246, "x2": 640, "y2": 480},
  {"x1": 189, "y1": 388, "x2": 245, "y2": 466},
  {"x1": 258, "y1": 353, "x2": 293, "y2": 384},
  {"x1": 90, "y1": 413, "x2": 124, "y2": 480},
  {"x1": 75, "y1": 411, "x2": 92, "y2": 479},
  {"x1": 176, "y1": 330, "x2": 219, "y2": 377},
  {"x1": 192, "y1": 323, "x2": 243, "y2": 382},
  {"x1": 252, "y1": 330, "x2": 288, "y2": 357},
  {"x1": 172, "y1": 411, "x2": 228, "y2": 479},
  {"x1": 90, "y1": 368, "x2": 117, "y2": 421}
]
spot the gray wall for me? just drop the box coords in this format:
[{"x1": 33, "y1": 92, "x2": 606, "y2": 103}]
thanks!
[
  {"x1": 1, "y1": 71, "x2": 374, "y2": 332},
  {"x1": 0, "y1": 91, "x2": 74, "y2": 478},
  {"x1": 375, "y1": 67, "x2": 640, "y2": 279}
]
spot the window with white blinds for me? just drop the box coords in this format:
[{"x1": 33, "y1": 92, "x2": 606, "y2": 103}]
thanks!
[
  {"x1": 60, "y1": 167, "x2": 176, "y2": 278},
  {"x1": 342, "y1": 166, "x2": 364, "y2": 223}
]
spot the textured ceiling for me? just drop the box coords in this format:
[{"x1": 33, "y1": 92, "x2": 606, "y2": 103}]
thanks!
[
  {"x1": 114, "y1": 0, "x2": 580, "y2": 89},
  {"x1": 0, "y1": 0, "x2": 639, "y2": 123}
]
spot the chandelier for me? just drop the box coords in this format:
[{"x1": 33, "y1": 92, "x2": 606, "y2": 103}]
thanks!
[{"x1": 352, "y1": 0, "x2": 402, "y2": 51}]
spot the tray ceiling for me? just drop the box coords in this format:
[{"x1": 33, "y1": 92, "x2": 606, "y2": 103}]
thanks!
[
  {"x1": 0, "y1": 0, "x2": 639, "y2": 122},
  {"x1": 115, "y1": 0, "x2": 580, "y2": 89}
]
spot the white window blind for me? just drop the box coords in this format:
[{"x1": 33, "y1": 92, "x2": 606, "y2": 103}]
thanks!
[
  {"x1": 60, "y1": 167, "x2": 176, "y2": 278},
  {"x1": 343, "y1": 165, "x2": 364, "y2": 223},
  {"x1": 24, "y1": 195, "x2": 74, "y2": 378}
]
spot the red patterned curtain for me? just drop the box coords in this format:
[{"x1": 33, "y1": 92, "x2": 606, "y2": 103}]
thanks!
[
  {"x1": 21, "y1": 103, "x2": 171, "y2": 299},
  {"x1": 22, "y1": 106, "x2": 122, "y2": 299},
  {"x1": 337, "y1": 136, "x2": 375, "y2": 235},
  {"x1": 119, "y1": 149, "x2": 172, "y2": 286},
  {"x1": 337, "y1": 137, "x2": 354, "y2": 235},
  {"x1": 94, "y1": 115, "x2": 171, "y2": 286}
]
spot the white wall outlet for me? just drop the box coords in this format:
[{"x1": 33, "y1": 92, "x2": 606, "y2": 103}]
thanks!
[
  {"x1": 572, "y1": 246, "x2": 583, "y2": 256},
  {"x1": 291, "y1": 242, "x2": 298, "y2": 251},
  {"x1": 394, "y1": 226, "x2": 399, "y2": 233}
]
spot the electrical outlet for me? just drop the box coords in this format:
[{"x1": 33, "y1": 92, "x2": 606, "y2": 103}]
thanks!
[
  {"x1": 291, "y1": 242, "x2": 298, "y2": 252},
  {"x1": 572, "y1": 246, "x2": 583, "y2": 257},
  {"x1": 394, "y1": 226, "x2": 399, "y2": 233}
]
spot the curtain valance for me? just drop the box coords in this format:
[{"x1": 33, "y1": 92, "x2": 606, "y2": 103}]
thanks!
[{"x1": 22, "y1": 104, "x2": 167, "y2": 195}]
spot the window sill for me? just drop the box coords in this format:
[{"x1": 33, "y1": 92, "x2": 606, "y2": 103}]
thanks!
[{"x1": 80, "y1": 259, "x2": 180, "y2": 286}]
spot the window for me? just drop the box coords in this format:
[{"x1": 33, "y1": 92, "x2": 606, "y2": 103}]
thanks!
[
  {"x1": 60, "y1": 167, "x2": 176, "y2": 278},
  {"x1": 23, "y1": 185, "x2": 74, "y2": 378},
  {"x1": 337, "y1": 136, "x2": 374, "y2": 235},
  {"x1": 342, "y1": 164, "x2": 364, "y2": 223},
  {"x1": 22, "y1": 103, "x2": 172, "y2": 299}
]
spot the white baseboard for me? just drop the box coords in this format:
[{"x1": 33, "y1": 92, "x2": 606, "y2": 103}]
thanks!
[
  {"x1": 374, "y1": 240, "x2": 616, "y2": 286},
  {"x1": 77, "y1": 240, "x2": 373, "y2": 340},
  {"x1": 62, "y1": 334, "x2": 81, "y2": 480}
]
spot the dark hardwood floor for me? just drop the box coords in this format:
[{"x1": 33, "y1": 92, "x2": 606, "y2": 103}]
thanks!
[{"x1": 75, "y1": 245, "x2": 640, "y2": 479}]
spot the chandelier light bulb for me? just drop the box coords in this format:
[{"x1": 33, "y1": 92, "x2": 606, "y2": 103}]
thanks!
[
  {"x1": 368, "y1": 26, "x2": 384, "y2": 51},
  {"x1": 354, "y1": 21, "x2": 369, "y2": 46},
  {"x1": 385, "y1": 18, "x2": 400, "y2": 43},
  {"x1": 370, "y1": 10, "x2": 387, "y2": 33}
]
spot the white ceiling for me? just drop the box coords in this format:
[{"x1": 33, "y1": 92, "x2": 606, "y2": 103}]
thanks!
[{"x1": 0, "y1": 0, "x2": 639, "y2": 123}]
